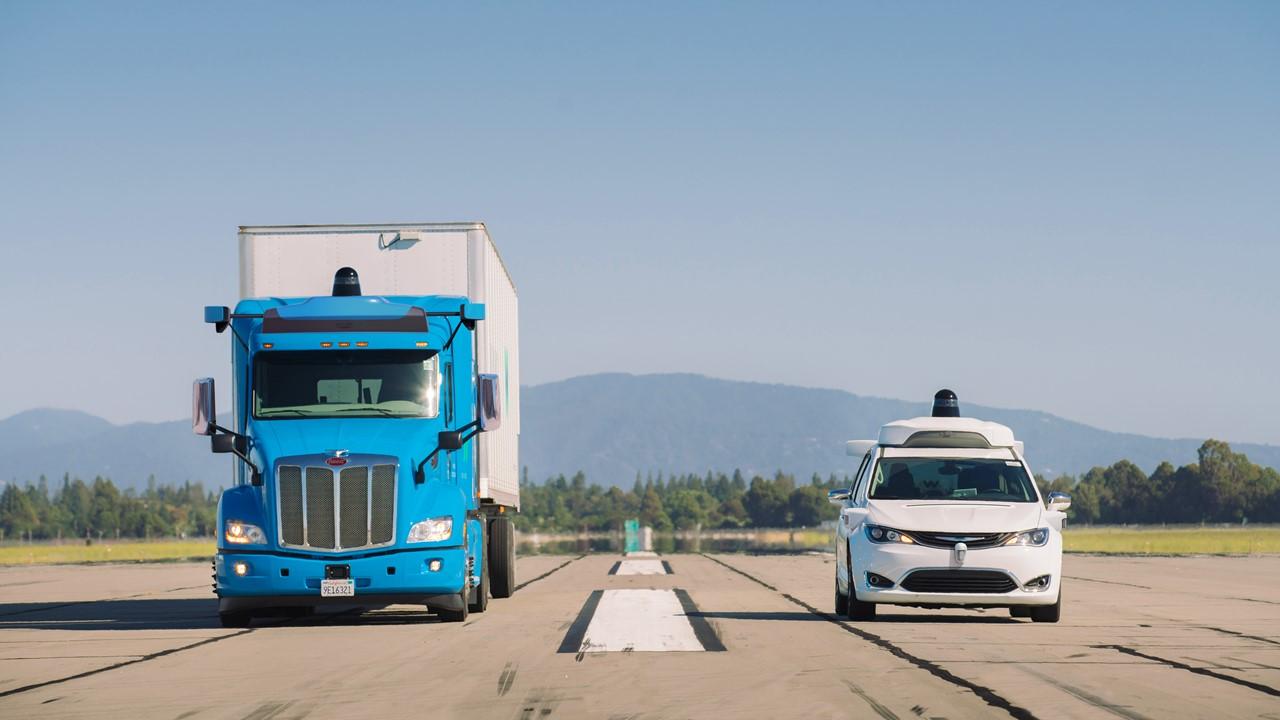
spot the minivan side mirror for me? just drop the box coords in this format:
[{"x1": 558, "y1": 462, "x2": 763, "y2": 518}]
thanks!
[
  {"x1": 477, "y1": 374, "x2": 502, "y2": 432},
  {"x1": 828, "y1": 488, "x2": 851, "y2": 506},
  {"x1": 1046, "y1": 492, "x2": 1071, "y2": 512},
  {"x1": 192, "y1": 378, "x2": 216, "y2": 436}
]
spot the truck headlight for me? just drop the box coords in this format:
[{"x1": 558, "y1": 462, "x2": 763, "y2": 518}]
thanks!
[
  {"x1": 224, "y1": 520, "x2": 266, "y2": 545},
  {"x1": 1004, "y1": 527, "x2": 1051, "y2": 547},
  {"x1": 407, "y1": 516, "x2": 453, "y2": 543},
  {"x1": 864, "y1": 525, "x2": 915, "y2": 544}
]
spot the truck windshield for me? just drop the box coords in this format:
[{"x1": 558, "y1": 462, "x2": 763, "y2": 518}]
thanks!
[
  {"x1": 253, "y1": 350, "x2": 441, "y2": 419},
  {"x1": 868, "y1": 458, "x2": 1037, "y2": 502}
]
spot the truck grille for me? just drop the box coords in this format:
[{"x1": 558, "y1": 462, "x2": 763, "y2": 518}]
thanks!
[{"x1": 277, "y1": 461, "x2": 397, "y2": 551}]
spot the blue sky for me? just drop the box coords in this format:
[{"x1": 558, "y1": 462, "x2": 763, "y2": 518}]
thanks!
[{"x1": 1, "y1": 2, "x2": 1278, "y2": 444}]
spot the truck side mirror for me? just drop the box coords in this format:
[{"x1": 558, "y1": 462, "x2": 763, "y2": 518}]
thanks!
[
  {"x1": 204, "y1": 306, "x2": 230, "y2": 333},
  {"x1": 192, "y1": 378, "x2": 216, "y2": 436},
  {"x1": 477, "y1": 374, "x2": 502, "y2": 432},
  {"x1": 212, "y1": 434, "x2": 247, "y2": 455},
  {"x1": 438, "y1": 430, "x2": 464, "y2": 451}
]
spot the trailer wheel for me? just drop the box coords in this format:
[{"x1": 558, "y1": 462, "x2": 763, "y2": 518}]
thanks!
[
  {"x1": 219, "y1": 611, "x2": 252, "y2": 628},
  {"x1": 488, "y1": 516, "x2": 516, "y2": 598}
]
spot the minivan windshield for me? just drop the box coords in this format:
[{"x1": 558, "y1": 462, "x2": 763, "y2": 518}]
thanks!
[
  {"x1": 867, "y1": 458, "x2": 1037, "y2": 502},
  {"x1": 253, "y1": 350, "x2": 441, "y2": 419}
]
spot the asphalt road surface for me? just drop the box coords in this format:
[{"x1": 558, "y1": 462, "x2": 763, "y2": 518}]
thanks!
[{"x1": 1, "y1": 553, "x2": 1278, "y2": 719}]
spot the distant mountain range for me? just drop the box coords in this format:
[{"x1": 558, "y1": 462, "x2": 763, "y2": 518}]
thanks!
[{"x1": 2, "y1": 373, "x2": 1277, "y2": 491}]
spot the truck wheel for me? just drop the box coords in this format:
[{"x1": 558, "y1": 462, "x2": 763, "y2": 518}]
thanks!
[
  {"x1": 1031, "y1": 592, "x2": 1062, "y2": 623},
  {"x1": 437, "y1": 587, "x2": 470, "y2": 623},
  {"x1": 469, "y1": 535, "x2": 490, "y2": 614},
  {"x1": 488, "y1": 516, "x2": 516, "y2": 598},
  {"x1": 845, "y1": 567, "x2": 876, "y2": 621},
  {"x1": 219, "y1": 611, "x2": 252, "y2": 628}
]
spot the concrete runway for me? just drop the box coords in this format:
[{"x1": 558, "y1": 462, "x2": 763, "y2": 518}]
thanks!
[{"x1": 1, "y1": 553, "x2": 1277, "y2": 719}]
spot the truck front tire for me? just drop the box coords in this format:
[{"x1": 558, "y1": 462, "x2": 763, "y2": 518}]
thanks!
[
  {"x1": 437, "y1": 587, "x2": 470, "y2": 623},
  {"x1": 469, "y1": 528, "x2": 490, "y2": 614},
  {"x1": 488, "y1": 516, "x2": 516, "y2": 598},
  {"x1": 219, "y1": 611, "x2": 252, "y2": 628}
]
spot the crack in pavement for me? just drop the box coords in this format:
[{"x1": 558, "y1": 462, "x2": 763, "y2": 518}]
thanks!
[
  {"x1": 1094, "y1": 644, "x2": 1280, "y2": 698},
  {"x1": 700, "y1": 553, "x2": 1041, "y2": 720},
  {"x1": 514, "y1": 555, "x2": 585, "y2": 593}
]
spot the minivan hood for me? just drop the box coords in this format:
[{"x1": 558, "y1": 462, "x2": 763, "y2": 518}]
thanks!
[{"x1": 867, "y1": 501, "x2": 1043, "y2": 534}]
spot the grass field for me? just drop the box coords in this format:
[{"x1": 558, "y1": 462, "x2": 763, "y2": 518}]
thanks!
[
  {"x1": 0, "y1": 539, "x2": 215, "y2": 566},
  {"x1": 1, "y1": 527, "x2": 1278, "y2": 565},
  {"x1": 1062, "y1": 526, "x2": 1280, "y2": 555}
]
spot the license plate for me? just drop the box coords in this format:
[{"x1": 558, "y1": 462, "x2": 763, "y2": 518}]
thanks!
[{"x1": 320, "y1": 579, "x2": 355, "y2": 597}]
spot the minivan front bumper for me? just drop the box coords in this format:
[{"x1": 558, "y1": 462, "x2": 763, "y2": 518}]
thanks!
[{"x1": 850, "y1": 536, "x2": 1061, "y2": 607}]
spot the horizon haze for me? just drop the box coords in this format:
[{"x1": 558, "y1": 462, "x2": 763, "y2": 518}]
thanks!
[{"x1": 2, "y1": 3, "x2": 1278, "y2": 444}]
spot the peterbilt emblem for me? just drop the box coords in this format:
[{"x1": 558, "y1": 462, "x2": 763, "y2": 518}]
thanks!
[
  {"x1": 325, "y1": 449, "x2": 349, "y2": 467},
  {"x1": 954, "y1": 542, "x2": 967, "y2": 564}
]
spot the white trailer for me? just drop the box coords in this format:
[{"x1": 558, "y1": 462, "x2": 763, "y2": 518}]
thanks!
[{"x1": 237, "y1": 222, "x2": 521, "y2": 509}]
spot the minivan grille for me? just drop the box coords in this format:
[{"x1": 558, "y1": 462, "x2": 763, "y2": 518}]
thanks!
[
  {"x1": 907, "y1": 531, "x2": 1014, "y2": 550},
  {"x1": 900, "y1": 570, "x2": 1017, "y2": 594},
  {"x1": 277, "y1": 462, "x2": 397, "y2": 551}
]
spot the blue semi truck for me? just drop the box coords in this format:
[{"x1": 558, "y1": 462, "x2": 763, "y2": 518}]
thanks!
[{"x1": 193, "y1": 223, "x2": 520, "y2": 627}]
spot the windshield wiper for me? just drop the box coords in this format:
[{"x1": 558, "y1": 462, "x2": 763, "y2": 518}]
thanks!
[
  {"x1": 258, "y1": 409, "x2": 316, "y2": 417},
  {"x1": 332, "y1": 406, "x2": 404, "y2": 417}
]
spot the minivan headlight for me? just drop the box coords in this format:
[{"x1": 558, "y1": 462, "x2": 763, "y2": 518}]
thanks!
[
  {"x1": 865, "y1": 525, "x2": 915, "y2": 544},
  {"x1": 224, "y1": 520, "x2": 266, "y2": 545},
  {"x1": 407, "y1": 516, "x2": 453, "y2": 543},
  {"x1": 1004, "y1": 527, "x2": 1051, "y2": 547}
]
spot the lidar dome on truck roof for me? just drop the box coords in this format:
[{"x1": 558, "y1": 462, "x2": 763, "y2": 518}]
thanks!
[{"x1": 877, "y1": 416, "x2": 1018, "y2": 449}]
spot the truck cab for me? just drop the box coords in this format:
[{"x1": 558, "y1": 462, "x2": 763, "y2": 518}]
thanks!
[{"x1": 193, "y1": 223, "x2": 519, "y2": 627}]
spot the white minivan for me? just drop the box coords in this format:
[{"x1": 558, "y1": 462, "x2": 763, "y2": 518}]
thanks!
[{"x1": 830, "y1": 391, "x2": 1070, "y2": 622}]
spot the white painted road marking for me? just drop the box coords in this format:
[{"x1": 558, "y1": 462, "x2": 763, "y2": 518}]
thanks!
[
  {"x1": 624, "y1": 551, "x2": 659, "y2": 558},
  {"x1": 560, "y1": 589, "x2": 723, "y2": 653},
  {"x1": 612, "y1": 559, "x2": 669, "y2": 576}
]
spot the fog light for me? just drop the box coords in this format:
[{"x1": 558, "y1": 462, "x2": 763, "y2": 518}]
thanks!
[
  {"x1": 427, "y1": 559, "x2": 442, "y2": 572},
  {"x1": 233, "y1": 561, "x2": 248, "y2": 577},
  {"x1": 866, "y1": 572, "x2": 894, "y2": 588},
  {"x1": 1022, "y1": 574, "x2": 1051, "y2": 592}
]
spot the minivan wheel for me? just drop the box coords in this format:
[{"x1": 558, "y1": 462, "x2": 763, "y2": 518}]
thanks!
[
  {"x1": 1010, "y1": 606, "x2": 1032, "y2": 618},
  {"x1": 1030, "y1": 593, "x2": 1061, "y2": 623},
  {"x1": 835, "y1": 573, "x2": 849, "y2": 614},
  {"x1": 845, "y1": 567, "x2": 876, "y2": 621}
]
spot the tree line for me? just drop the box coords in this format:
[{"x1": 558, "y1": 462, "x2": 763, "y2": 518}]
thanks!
[
  {"x1": 1036, "y1": 440, "x2": 1280, "y2": 524},
  {"x1": 516, "y1": 468, "x2": 852, "y2": 533},
  {"x1": 522, "y1": 440, "x2": 1280, "y2": 533},
  {"x1": 0, "y1": 475, "x2": 218, "y2": 541},
  {"x1": 3, "y1": 440, "x2": 1277, "y2": 540}
]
